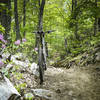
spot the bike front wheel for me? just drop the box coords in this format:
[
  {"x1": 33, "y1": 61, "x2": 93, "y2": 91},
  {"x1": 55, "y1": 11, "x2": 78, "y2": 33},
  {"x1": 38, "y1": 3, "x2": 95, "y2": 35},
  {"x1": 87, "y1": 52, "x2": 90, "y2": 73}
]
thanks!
[{"x1": 38, "y1": 46, "x2": 44, "y2": 84}]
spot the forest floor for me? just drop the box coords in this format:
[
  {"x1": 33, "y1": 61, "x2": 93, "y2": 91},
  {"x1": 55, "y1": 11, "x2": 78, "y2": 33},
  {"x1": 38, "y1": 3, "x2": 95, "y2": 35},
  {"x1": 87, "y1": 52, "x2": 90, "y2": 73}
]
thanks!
[
  {"x1": 36, "y1": 63, "x2": 100, "y2": 100},
  {"x1": 10, "y1": 61, "x2": 100, "y2": 100}
]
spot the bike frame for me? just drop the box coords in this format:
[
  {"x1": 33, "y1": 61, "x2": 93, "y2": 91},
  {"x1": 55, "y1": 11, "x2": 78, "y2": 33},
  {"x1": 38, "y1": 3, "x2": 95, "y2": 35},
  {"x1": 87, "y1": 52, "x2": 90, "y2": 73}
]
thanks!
[{"x1": 33, "y1": 30, "x2": 55, "y2": 84}]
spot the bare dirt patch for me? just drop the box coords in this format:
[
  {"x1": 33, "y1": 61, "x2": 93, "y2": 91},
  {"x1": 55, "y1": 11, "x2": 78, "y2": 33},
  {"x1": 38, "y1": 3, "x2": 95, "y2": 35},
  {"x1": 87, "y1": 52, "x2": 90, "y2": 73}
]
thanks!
[{"x1": 39, "y1": 64, "x2": 100, "y2": 100}]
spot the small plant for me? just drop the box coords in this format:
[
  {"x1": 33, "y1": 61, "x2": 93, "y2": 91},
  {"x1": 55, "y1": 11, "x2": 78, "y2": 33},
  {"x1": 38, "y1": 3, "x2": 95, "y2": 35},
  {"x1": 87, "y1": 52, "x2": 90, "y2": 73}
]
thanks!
[
  {"x1": 15, "y1": 83, "x2": 27, "y2": 93},
  {"x1": 1, "y1": 68, "x2": 10, "y2": 78},
  {"x1": 12, "y1": 71, "x2": 23, "y2": 80},
  {"x1": 24, "y1": 93, "x2": 34, "y2": 100}
]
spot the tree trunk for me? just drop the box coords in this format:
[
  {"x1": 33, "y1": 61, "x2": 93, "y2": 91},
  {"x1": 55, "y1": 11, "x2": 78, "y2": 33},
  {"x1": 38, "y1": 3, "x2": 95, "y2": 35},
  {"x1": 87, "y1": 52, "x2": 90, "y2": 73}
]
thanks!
[
  {"x1": 35, "y1": 0, "x2": 45, "y2": 48},
  {"x1": 72, "y1": 0, "x2": 74, "y2": 12},
  {"x1": 38, "y1": 0, "x2": 45, "y2": 31},
  {"x1": 45, "y1": 42, "x2": 48, "y2": 57},
  {"x1": 0, "y1": 7, "x2": 7, "y2": 34},
  {"x1": 0, "y1": 0, "x2": 11, "y2": 41},
  {"x1": 14, "y1": 0, "x2": 21, "y2": 40},
  {"x1": 98, "y1": 18, "x2": 100, "y2": 31},
  {"x1": 6, "y1": 0, "x2": 11, "y2": 41},
  {"x1": 94, "y1": 0, "x2": 98, "y2": 36},
  {"x1": 23, "y1": 0, "x2": 26, "y2": 37},
  {"x1": 35, "y1": 0, "x2": 41, "y2": 48},
  {"x1": 74, "y1": 0, "x2": 79, "y2": 40},
  {"x1": 64, "y1": 38, "x2": 67, "y2": 52}
]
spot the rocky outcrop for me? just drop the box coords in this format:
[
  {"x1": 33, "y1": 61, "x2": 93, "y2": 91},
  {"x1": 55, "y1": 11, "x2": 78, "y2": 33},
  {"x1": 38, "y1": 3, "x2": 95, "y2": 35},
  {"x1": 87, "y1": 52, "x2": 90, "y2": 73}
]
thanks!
[{"x1": 0, "y1": 73, "x2": 20, "y2": 100}]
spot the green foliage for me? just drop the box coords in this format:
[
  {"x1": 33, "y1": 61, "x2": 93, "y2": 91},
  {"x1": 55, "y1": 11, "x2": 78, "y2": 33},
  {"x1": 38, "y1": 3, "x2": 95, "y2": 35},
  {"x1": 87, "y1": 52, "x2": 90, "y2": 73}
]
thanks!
[
  {"x1": 0, "y1": 0, "x2": 100, "y2": 64},
  {"x1": 1, "y1": 68, "x2": 10, "y2": 78},
  {"x1": 15, "y1": 83, "x2": 27, "y2": 93},
  {"x1": 0, "y1": 25, "x2": 5, "y2": 33},
  {"x1": 24, "y1": 93, "x2": 35, "y2": 100}
]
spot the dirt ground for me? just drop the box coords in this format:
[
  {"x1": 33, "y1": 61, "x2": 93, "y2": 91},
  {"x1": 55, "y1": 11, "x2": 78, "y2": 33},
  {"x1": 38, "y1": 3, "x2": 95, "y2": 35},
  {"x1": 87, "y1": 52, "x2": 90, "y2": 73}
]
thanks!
[
  {"x1": 38, "y1": 63, "x2": 100, "y2": 100},
  {"x1": 10, "y1": 63, "x2": 100, "y2": 100}
]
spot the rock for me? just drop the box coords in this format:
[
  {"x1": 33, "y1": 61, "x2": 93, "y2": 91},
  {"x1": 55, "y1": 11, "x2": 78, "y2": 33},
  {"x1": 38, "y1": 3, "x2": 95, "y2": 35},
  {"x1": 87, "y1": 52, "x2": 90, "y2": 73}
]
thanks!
[
  {"x1": 2, "y1": 52, "x2": 10, "y2": 61},
  {"x1": 30, "y1": 63, "x2": 39, "y2": 77},
  {"x1": 13, "y1": 60, "x2": 29, "y2": 68},
  {"x1": 93, "y1": 47, "x2": 100, "y2": 54},
  {"x1": 31, "y1": 89, "x2": 56, "y2": 100},
  {"x1": 24, "y1": 93, "x2": 35, "y2": 100},
  {"x1": 6, "y1": 64, "x2": 13, "y2": 70},
  {"x1": 10, "y1": 53, "x2": 30, "y2": 68},
  {"x1": 0, "y1": 74, "x2": 20, "y2": 100},
  {"x1": 95, "y1": 52, "x2": 100, "y2": 62},
  {"x1": 11, "y1": 53, "x2": 26, "y2": 61},
  {"x1": 68, "y1": 91, "x2": 73, "y2": 96}
]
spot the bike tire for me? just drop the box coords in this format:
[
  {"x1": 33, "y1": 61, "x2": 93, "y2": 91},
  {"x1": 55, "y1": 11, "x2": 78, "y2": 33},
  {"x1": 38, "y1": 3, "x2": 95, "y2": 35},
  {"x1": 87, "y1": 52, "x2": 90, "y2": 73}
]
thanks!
[
  {"x1": 39, "y1": 64, "x2": 44, "y2": 84},
  {"x1": 38, "y1": 46, "x2": 44, "y2": 84}
]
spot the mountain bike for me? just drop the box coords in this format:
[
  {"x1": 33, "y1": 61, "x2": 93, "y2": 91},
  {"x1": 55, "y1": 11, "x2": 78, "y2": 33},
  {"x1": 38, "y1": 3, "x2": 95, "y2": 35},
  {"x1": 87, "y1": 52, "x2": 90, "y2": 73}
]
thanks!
[{"x1": 33, "y1": 30, "x2": 55, "y2": 84}]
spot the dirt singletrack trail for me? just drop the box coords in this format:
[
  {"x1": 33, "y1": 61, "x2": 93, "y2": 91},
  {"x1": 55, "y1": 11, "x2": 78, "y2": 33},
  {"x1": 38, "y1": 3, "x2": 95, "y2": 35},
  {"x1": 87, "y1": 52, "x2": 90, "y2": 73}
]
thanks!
[{"x1": 38, "y1": 64, "x2": 100, "y2": 100}]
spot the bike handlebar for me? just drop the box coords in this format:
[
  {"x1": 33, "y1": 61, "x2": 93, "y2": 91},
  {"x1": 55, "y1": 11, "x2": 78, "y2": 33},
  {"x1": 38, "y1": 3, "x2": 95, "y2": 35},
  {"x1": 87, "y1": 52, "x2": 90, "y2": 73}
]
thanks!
[{"x1": 33, "y1": 30, "x2": 56, "y2": 34}]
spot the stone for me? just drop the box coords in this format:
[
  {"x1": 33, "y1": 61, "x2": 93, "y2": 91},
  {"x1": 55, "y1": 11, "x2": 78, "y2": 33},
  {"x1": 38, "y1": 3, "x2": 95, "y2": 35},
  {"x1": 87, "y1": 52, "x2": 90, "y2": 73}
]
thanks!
[
  {"x1": 11, "y1": 55, "x2": 30, "y2": 68},
  {"x1": 31, "y1": 89, "x2": 56, "y2": 100},
  {"x1": 2, "y1": 52, "x2": 10, "y2": 61},
  {"x1": 95, "y1": 52, "x2": 100, "y2": 62},
  {"x1": 30, "y1": 63, "x2": 39, "y2": 77},
  {"x1": 0, "y1": 74, "x2": 20, "y2": 100},
  {"x1": 11, "y1": 53, "x2": 26, "y2": 61},
  {"x1": 13, "y1": 60, "x2": 29, "y2": 68},
  {"x1": 6, "y1": 64, "x2": 13, "y2": 70},
  {"x1": 24, "y1": 93, "x2": 35, "y2": 100}
]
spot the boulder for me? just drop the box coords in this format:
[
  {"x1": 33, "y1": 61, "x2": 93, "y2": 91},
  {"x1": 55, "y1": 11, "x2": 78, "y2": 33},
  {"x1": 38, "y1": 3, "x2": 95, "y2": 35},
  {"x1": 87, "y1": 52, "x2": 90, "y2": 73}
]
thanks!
[
  {"x1": 12, "y1": 60, "x2": 29, "y2": 68},
  {"x1": 11, "y1": 54, "x2": 30, "y2": 68},
  {"x1": 31, "y1": 89, "x2": 56, "y2": 100},
  {"x1": 30, "y1": 63, "x2": 39, "y2": 77},
  {"x1": 11, "y1": 53, "x2": 27, "y2": 61},
  {"x1": 0, "y1": 73, "x2": 20, "y2": 100},
  {"x1": 95, "y1": 52, "x2": 100, "y2": 62}
]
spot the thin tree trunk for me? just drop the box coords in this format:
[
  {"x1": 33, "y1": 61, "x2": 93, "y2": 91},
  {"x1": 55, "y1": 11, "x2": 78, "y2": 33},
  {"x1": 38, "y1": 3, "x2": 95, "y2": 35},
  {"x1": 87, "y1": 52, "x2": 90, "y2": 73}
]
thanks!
[
  {"x1": 14, "y1": 0, "x2": 21, "y2": 40},
  {"x1": 6, "y1": 0, "x2": 11, "y2": 41},
  {"x1": 74, "y1": 0, "x2": 79, "y2": 40},
  {"x1": 23, "y1": 0, "x2": 26, "y2": 37},
  {"x1": 72, "y1": 0, "x2": 74, "y2": 12},
  {"x1": 64, "y1": 38, "x2": 67, "y2": 52},
  {"x1": 0, "y1": 0, "x2": 11, "y2": 41},
  {"x1": 38, "y1": 0, "x2": 45, "y2": 31},
  {"x1": 35, "y1": 0, "x2": 41, "y2": 48},
  {"x1": 35, "y1": 0, "x2": 45, "y2": 48},
  {"x1": 98, "y1": 18, "x2": 100, "y2": 31},
  {"x1": 0, "y1": 7, "x2": 7, "y2": 35},
  {"x1": 94, "y1": 0, "x2": 98, "y2": 36}
]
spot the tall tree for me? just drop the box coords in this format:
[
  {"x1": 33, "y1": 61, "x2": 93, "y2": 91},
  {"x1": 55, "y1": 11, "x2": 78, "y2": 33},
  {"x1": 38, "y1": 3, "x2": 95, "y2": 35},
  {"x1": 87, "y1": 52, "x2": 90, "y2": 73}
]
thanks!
[
  {"x1": 0, "y1": 0, "x2": 11, "y2": 40},
  {"x1": 38, "y1": 0, "x2": 45, "y2": 31},
  {"x1": 23, "y1": 0, "x2": 26, "y2": 37},
  {"x1": 72, "y1": 0, "x2": 74, "y2": 12},
  {"x1": 74, "y1": 0, "x2": 79, "y2": 40},
  {"x1": 35, "y1": 0, "x2": 46, "y2": 48},
  {"x1": 14, "y1": 0, "x2": 21, "y2": 40},
  {"x1": 94, "y1": 0, "x2": 98, "y2": 36}
]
